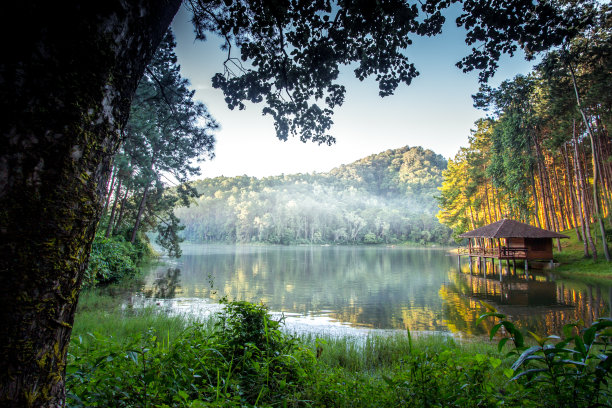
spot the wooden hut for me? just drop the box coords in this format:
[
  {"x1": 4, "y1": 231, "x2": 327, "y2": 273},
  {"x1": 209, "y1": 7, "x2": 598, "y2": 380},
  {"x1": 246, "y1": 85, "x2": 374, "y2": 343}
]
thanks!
[{"x1": 458, "y1": 219, "x2": 569, "y2": 269}]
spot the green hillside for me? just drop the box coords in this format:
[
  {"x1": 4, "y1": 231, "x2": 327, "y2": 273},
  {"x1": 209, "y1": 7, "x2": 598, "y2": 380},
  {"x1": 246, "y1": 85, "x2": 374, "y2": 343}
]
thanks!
[{"x1": 177, "y1": 146, "x2": 453, "y2": 245}]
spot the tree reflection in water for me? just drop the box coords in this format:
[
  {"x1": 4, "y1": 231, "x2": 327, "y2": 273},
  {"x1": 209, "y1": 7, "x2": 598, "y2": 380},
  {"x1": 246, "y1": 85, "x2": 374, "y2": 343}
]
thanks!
[
  {"x1": 137, "y1": 246, "x2": 612, "y2": 337},
  {"x1": 443, "y1": 262, "x2": 611, "y2": 337},
  {"x1": 143, "y1": 268, "x2": 182, "y2": 299}
]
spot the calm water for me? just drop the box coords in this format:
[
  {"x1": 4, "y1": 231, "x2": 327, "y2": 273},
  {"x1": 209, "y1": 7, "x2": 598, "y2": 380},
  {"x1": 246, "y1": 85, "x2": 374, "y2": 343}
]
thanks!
[{"x1": 135, "y1": 244, "x2": 612, "y2": 338}]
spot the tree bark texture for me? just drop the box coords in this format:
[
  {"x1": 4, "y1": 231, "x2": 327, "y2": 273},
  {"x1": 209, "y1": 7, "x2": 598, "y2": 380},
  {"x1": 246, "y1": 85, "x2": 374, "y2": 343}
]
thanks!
[{"x1": 0, "y1": 2, "x2": 181, "y2": 406}]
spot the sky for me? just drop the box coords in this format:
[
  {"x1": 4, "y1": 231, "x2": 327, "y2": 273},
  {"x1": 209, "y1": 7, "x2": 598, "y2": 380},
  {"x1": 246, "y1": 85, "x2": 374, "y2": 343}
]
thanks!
[{"x1": 170, "y1": 5, "x2": 537, "y2": 179}]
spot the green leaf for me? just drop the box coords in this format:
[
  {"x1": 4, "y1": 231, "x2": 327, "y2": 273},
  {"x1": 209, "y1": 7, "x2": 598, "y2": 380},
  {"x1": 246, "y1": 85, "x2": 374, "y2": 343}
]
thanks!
[
  {"x1": 584, "y1": 326, "x2": 598, "y2": 346},
  {"x1": 498, "y1": 337, "x2": 510, "y2": 352},
  {"x1": 476, "y1": 313, "x2": 492, "y2": 326},
  {"x1": 178, "y1": 390, "x2": 189, "y2": 400},
  {"x1": 513, "y1": 329, "x2": 525, "y2": 348},
  {"x1": 512, "y1": 346, "x2": 541, "y2": 370},
  {"x1": 480, "y1": 301, "x2": 498, "y2": 313},
  {"x1": 126, "y1": 350, "x2": 138, "y2": 364},
  {"x1": 503, "y1": 368, "x2": 514, "y2": 379},
  {"x1": 510, "y1": 368, "x2": 547, "y2": 381},
  {"x1": 574, "y1": 337, "x2": 587, "y2": 356},
  {"x1": 382, "y1": 374, "x2": 396, "y2": 387},
  {"x1": 529, "y1": 331, "x2": 545, "y2": 346},
  {"x1": 559, "y1": 359, "x2": 587, "y2": 367},
  {"x1": 562, "y1": 322, "x2": 579, "y2": 338},
  {"x1": 489, "y1": 357, "x2": 502, "y2": 369},
  {"x1": 490, "y1": 323, "x2": 503, "y2": 340}
]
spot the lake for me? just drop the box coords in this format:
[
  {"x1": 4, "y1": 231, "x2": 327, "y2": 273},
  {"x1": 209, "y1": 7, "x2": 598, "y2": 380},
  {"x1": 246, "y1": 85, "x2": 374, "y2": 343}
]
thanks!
[{"x1": 134, "y1": 244, "x2": 612, "y2": 338}]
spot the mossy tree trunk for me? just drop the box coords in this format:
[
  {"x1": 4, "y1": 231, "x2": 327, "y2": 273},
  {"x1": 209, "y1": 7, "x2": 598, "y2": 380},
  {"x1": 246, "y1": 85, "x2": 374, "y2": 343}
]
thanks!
[{"x1": 0, "y1": 1, "x2": 180, "y2": 406}]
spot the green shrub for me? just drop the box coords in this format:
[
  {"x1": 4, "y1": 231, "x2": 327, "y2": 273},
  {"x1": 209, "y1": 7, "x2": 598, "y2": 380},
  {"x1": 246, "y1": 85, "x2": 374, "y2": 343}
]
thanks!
[
  {"x1": 363, "y1": 232, "x2": 378, "y2": 244},
  {"x1": 84, "y1": 235, "x2": 137, "y2": 287},
  {"x1": 84, "y1": 233, "x2": 154, "y2": 288},
  {"x1": 478, "y1": 303, "x2": 612, "y2": 407}
]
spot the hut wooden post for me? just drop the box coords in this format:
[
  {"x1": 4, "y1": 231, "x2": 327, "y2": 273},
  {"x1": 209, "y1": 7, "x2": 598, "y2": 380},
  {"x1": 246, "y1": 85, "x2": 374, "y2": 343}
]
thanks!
[{"x1": 468, "y1": 239, "x2": 473, "y2": 273}]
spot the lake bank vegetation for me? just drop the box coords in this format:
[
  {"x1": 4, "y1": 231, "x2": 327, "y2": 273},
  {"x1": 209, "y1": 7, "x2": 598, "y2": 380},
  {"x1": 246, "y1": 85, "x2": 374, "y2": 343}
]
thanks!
[
  {"x1": 68, "y1": 290, "x2": 611, "y2": 407},
  {"x1": 176, "y1": 147, "x2": 454, "y2": 246},
  {"x1": 437, "y1": 15, "x2": 612, "y2": 265}
]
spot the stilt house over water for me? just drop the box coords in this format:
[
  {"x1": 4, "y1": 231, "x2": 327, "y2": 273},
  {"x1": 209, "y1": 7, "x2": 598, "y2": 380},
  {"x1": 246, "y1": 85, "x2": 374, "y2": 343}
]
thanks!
[{"x1": 458, "y1": 219, "x2": 569, "y2": 263}]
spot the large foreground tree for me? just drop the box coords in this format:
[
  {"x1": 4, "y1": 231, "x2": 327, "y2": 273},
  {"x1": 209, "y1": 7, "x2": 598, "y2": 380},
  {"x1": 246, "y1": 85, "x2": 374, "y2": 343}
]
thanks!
[
  {"x1": 0, "y1": 2, "x2": 182, "y2": 406},
  {"x1": 0, "y1": 0, "x2": 601, "y2": 406}
]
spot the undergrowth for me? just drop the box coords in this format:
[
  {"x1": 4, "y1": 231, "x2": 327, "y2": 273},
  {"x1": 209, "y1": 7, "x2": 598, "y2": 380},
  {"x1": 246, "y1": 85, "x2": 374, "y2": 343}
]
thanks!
[{"x1": 68, "y1": 297, "x2": 527, "y2": 407}]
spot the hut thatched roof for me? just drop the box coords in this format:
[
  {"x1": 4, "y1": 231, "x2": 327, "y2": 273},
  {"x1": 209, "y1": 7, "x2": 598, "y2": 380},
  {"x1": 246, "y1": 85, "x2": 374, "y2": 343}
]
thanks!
[{"x1": 458, "y1": 219, "x2": 569, "y2": 239}]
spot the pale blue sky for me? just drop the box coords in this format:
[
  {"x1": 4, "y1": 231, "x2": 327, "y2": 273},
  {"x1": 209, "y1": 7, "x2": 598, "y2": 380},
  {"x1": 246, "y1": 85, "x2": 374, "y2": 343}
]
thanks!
[{"x1": 170, "y1": 5, "x2": 536, "y2": 179}]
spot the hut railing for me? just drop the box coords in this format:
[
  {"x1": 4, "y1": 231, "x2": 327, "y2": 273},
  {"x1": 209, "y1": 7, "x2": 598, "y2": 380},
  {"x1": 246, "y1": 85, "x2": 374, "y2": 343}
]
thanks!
[
  {"x1": 463, "y1": 246, "x2": 528, "y2": 259},
  {"x1": 499, "y1": 247, "x2": 528, "y2": 259}
]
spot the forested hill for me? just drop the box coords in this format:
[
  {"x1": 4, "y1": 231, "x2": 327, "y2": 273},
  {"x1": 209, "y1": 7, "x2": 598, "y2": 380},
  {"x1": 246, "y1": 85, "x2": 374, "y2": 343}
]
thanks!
[{"x1": 176, "y1": 146, "x2": 453, "y2": 245}]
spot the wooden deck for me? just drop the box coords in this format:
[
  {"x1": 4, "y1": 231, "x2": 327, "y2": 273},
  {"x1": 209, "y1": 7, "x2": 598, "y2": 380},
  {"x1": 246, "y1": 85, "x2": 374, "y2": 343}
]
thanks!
[{"x1": 458, "y1": 246, "x2": 527, "y2": 259}]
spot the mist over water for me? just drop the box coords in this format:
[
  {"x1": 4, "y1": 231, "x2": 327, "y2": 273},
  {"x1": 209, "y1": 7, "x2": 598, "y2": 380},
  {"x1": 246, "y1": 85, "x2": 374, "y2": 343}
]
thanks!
[{"x1": 135, "y1": 244, "x2": 612, "y2": 338}]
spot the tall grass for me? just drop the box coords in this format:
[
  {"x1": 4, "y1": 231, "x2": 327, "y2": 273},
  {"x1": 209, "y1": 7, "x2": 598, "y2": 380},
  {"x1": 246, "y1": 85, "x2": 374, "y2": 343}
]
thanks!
[
  {"x1": 73, "y1": 289, "x2": 202, "y2": 346},
  {"x1": 299, "y1": 331, "x2": 500, "y2": 373}
]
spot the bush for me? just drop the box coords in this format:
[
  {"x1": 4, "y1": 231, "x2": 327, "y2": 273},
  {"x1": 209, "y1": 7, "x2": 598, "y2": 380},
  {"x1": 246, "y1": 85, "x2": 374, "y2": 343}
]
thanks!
[
  {"x1": 363, "y1": 232, "x2": 378, "y2": 244},
  {"x1": 83, "y1": 234, "x2": 139, "y2": 288}
]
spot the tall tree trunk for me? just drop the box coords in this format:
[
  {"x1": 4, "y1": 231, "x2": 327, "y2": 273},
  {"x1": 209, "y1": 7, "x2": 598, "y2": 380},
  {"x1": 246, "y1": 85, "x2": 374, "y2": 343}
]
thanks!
[
  {"x1": 573, "y1": 122, "x2": 596, "y2": 259},
  {"x1": 551, "y1": 160, "x2": 568, "y2": 231},
  {"x1": 494, "y1": 185, "x2": 504, "y2": 220},
  {"x1": 564, "y1": 144, "x2": 583, "y2": 242},
  {"x1": 594, "y1": 125, "x2": 612, "y2": 219},
  {"x1": 568, "y1": 60, "x2": 610, "y2": 261},
  {"x1": 579, "y1": 136, "x2": 594, "y2": 224},
  {"x1": 531, "y1": 172, "x2": 542, "y2": 228},
  {"x1": 105, "y1": 178, "x2": 123, "y2": 238},
  {"x1": 102, "y1": 164, "x2": 117, "y2": 215},
  {"x1": 131, "y1": 182, "x2": 151, "y2": 243},
  {"x1": 0, "y1": 2, "x2": 181, "y2": 406},
  {"x1": 536, "y1": 158, "x2": 552, "y2": 231},
  {"x1": 469, "y1": 205, "x2": 476, "y2": 230},
  {"x1": 113, "y1": 187, "x2": 131, "y2": 236},
  {"x1": 549, "y1": 160, "x2": 564, "y2": 251}
]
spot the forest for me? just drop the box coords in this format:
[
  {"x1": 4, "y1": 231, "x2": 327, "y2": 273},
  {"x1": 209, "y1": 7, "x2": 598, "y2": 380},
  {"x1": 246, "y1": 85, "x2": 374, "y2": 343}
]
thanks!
[
  {"x1": 175, "y1": 146, "x2": 453, "y2": 245},
  {"x1": 437, "y1": 13, "x2": 612, "y2": 260}
]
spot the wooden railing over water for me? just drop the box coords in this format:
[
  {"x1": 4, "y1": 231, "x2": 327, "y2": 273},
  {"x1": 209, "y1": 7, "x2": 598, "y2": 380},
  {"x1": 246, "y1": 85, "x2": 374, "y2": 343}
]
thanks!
[{"x1": 458, "y1": 246, "x2": 528, "y2": 259}]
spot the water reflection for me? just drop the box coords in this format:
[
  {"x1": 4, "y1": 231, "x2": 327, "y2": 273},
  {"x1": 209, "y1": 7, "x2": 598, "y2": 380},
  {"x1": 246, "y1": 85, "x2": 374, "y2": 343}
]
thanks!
[
  {"x1": 138, "y1": 245, "x2": 612, "y2": 337},
  {"x1": 444, "y1": 262, "x2": 610, "y2": 337},
  {"x1": 142, "y1": 267, "x2": 182, "y2": 299}
]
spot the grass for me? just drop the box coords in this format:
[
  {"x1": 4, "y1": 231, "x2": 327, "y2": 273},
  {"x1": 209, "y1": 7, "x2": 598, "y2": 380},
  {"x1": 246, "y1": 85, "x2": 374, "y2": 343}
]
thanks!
[
  {"x1": 73, "y1": 289, "x2": 199, "y2": 346},
  {"x1": 555, "y1": 222, "x2": 612, "y2": 278},
  {"x1": 299, "y1": 331, "x2": 499, "y2": 374}
]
